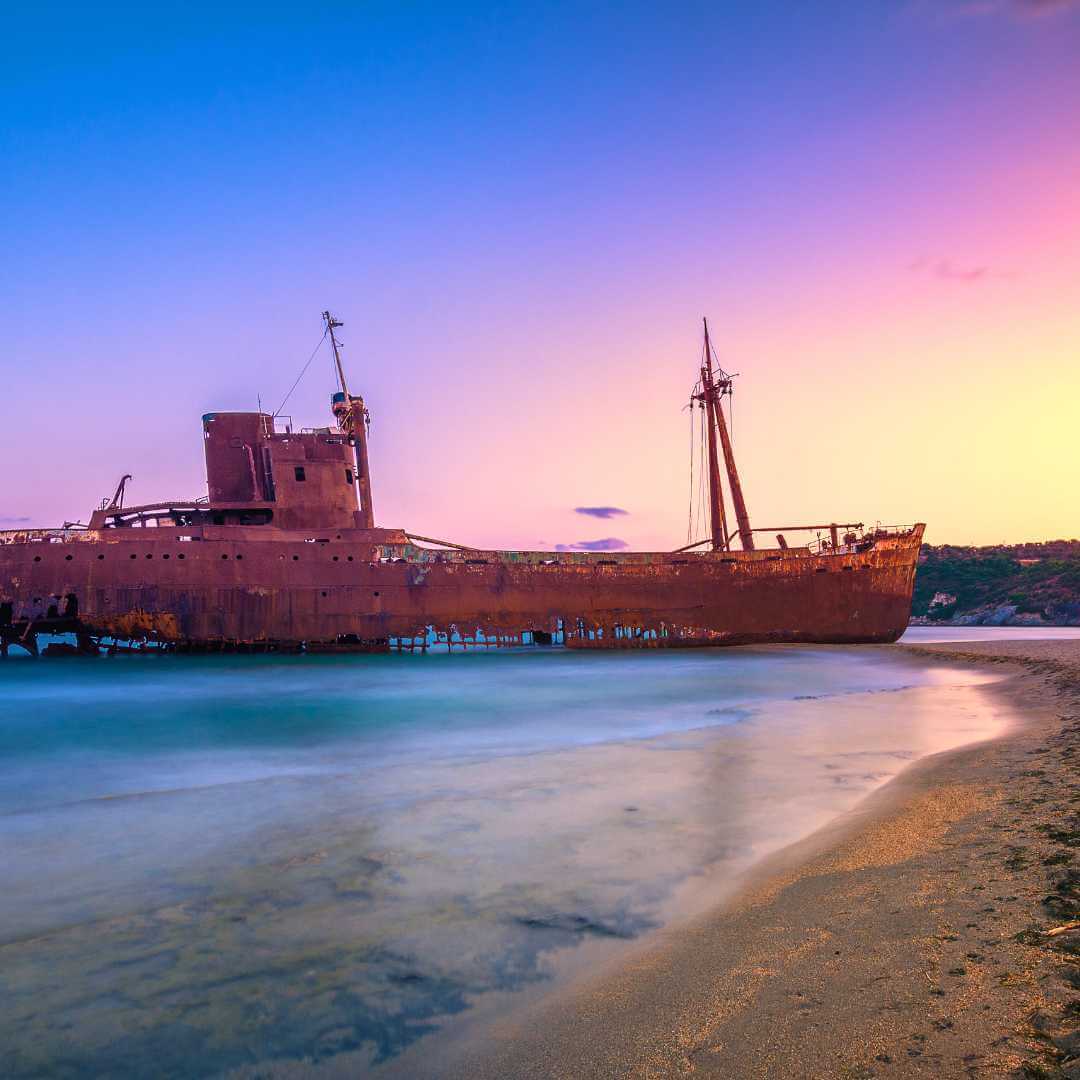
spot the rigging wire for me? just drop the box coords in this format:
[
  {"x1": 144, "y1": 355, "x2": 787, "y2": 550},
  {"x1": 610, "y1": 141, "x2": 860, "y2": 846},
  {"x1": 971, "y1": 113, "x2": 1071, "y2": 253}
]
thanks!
[{"x1": 273, "y1": 327, "x2": 329, "y2": 418}]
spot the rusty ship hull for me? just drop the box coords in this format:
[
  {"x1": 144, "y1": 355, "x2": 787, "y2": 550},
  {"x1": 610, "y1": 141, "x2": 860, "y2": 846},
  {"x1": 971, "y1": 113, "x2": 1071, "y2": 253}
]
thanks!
[
  {"x1": 0, "y1": 523, "x2": 923, "y2": 653},
  {"x1": 0, "y1": 314, "x2": 924, "y2": 656}
]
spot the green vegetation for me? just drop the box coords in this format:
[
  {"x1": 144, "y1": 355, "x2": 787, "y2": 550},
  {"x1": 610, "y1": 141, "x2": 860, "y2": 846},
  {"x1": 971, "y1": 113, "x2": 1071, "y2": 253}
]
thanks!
[{"x1": 912, "y1": 542, "x2": 1080, "y2": 622}]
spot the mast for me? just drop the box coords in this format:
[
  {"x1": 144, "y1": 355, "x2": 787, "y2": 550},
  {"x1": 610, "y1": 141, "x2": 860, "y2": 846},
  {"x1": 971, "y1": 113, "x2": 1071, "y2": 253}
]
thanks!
[
  {"x1": 699, "y1": 341, "x2": 729, "y2": 552},
  {"x1": 703, "y1": 319, "x2": 755, "y2": 551},
  {"x1": 324, "y1": 311, "x2": 375, "y2": 529}
]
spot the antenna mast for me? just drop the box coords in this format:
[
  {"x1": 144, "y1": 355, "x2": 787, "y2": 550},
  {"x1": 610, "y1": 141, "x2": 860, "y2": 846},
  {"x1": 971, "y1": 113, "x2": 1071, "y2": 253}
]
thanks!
[{"x1": 324, "y1": 311, "x2": 376, "y2": 530}]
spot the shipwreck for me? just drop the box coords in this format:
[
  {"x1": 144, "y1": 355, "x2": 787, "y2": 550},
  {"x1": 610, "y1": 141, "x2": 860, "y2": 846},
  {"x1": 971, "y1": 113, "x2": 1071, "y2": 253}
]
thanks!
[{"x1": 0, "y1": 314, "x2": 923, "y2": 656}]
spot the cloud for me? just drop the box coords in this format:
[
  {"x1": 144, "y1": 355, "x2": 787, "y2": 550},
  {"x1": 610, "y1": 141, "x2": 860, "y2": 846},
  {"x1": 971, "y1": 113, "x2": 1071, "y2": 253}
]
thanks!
[
  {"x1": 908, "y1": 256, "x2": 1015, "y2": 284},
  {"x1": 0, "y1": 514, "x2": 31, "y2": 525},
  {"x1": 574, "y1": 506, "x2": 629, "y2": 519},
  {"x1": 911, "y1": 0, "x2": 1079, "y2": 20},
  {"x1": 933, "y1": 0, "x2": 1079, "y2": 17},
  {"x1": 933, "y1": 259, "x2": 988, "y2": 283},
  {"x1": 555, "y1": 537, "x2": 629, "y2": 552},
  {"x1": 1014, "y1": 0, "x2": 1080, "y2": 12}
]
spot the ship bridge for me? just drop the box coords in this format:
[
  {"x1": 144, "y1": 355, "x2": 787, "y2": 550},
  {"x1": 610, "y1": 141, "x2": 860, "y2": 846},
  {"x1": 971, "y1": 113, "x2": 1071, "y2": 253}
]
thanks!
[{"x1": 200, "y1": 411, "x2": 364, "y2": 531}]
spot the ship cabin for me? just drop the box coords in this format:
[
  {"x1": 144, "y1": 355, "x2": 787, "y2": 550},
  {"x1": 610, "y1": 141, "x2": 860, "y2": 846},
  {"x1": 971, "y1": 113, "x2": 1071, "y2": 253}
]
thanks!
[{"x1": 86, "y1": 407, "x2": 372, "y2": 534}]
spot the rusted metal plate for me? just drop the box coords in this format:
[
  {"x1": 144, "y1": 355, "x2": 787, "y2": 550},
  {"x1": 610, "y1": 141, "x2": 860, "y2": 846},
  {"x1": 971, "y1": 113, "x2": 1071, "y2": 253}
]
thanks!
[{"x1": 0, "y1": 524, "x2": 923, "y2": 654}]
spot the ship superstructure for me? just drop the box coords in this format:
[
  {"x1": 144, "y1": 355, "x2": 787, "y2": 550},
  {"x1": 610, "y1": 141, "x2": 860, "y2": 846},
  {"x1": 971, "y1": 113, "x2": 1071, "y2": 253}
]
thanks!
[{"x1": 0, "y1": 315, "x2": 922, "y2": 656}]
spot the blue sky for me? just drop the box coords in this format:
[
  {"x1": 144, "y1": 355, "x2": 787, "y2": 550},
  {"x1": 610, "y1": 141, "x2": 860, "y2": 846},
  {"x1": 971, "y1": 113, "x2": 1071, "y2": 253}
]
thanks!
[{"x1": 3, "y1": 2, "x2": 1079, "y2": 544}]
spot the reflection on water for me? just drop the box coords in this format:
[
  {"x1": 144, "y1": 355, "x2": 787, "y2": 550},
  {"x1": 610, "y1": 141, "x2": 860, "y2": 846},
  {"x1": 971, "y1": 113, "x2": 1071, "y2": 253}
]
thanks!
[{"x1": 0, "y1": 647, "x2": 1012, "y2": 1077}]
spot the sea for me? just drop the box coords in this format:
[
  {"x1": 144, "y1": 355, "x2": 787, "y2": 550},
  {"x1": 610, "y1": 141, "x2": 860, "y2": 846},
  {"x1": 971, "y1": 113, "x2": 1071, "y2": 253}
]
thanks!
[{"x1": 3, "y1": 627, "x2": 1077, "y2": 1077}]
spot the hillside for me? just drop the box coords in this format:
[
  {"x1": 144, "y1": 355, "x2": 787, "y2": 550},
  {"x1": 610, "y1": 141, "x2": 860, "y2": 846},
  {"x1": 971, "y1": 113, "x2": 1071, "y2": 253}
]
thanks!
[{"x1": 911, "y1": 540, "x2": 1080, "y2": 626}]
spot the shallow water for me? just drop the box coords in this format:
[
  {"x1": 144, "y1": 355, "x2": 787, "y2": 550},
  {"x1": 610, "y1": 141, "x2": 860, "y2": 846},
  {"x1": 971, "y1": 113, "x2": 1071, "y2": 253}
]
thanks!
[
  {"x1": 900, "y1": 626, "x2": 1080, "y2": 643},
  {"x1": 0, "y1": 645, "x2": 1016, "y2": 1077}
]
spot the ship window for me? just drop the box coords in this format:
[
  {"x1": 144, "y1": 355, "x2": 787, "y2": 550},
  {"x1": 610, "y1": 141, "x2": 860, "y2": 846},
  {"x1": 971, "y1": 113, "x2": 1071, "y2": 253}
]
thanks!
[
  {"x1": 178, "y1": 554, "x2": 185, "y2": 560},
  {"x1": 321, "y1": 591, "x2": 328, "y2": 597},
  {"x1": 294, "y1": 466, "x2": 306, "y2": 482},
  {"x1": 65, "y1": 554, "x2": 73, "y2": 561},
  {"x1": 221, "y1": 554, "x2": 228, "y2": 560},
  {"x1": 97, "y1": 554, "x2": 105, "y2": 560},
  {"x1": 33, "y1": 555, "x2": 41, "y2": 562},
  {"x1": 162, "y1": 553, "x2": 170, "y2": 560},
  {"x1": 333, "y1": 556, "x2": 339, "y2": 562},
  {"x1": 129, "y1": 554, "x2": 137, "y2": 560},
  {"x1": 345, "y1": 468, "x2": 353, "y2": 485},
  {"x1": 292, "y1": 555, "x2": 299, "y2": 561},
  {"x1": 145, "y1": 553, "x2": 152, "y2": 559},
  {"x1": 347, "y1": 556, "x2": 353, "y2": 562}
]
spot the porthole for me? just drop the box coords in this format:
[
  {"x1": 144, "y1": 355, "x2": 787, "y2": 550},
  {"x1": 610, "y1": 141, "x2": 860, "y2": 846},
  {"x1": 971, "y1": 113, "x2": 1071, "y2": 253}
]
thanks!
[
  {"x1": 374, "y1": 591, "x2": 380, "y2": 597},
  {"x1": 236, "y1": 554, "x2": 243, "y2": 560},
  {"x1": 292, "y1": 555, "x2": 299, "y2": 561},
  {"x1": 130, "y1": 554, "x2": 137, "y2": 560},
  {"x1": 162, "y1": 553, "x2": 170, "y2": 560},
  {"x1": 146, "y1": 554, "x2": 153, "y2": 559},
  {"x1": 97, "y1": 554, "x2": 105, "y2": 560},
  {"x1": 177, "y1": 553, "x2": 185, "y2": 560},
  {"x1": 321, "y1": 590, "x2": 328, "y2": 597},
  {"x1": 33, "y1": 555, "x2": 41, "y2": 562},
  {"x1": 332, "y1": 556, "x2": 339, "y2": 562},
  {"x1": 65, "y1": 554, "x2": 73, "y2": 561},
  {"x1": 221, "y1": 554, "x2": 229, "y2": 560},
  {"x1": 347, "y1": 556, "x2": 354, "y2": 562}
]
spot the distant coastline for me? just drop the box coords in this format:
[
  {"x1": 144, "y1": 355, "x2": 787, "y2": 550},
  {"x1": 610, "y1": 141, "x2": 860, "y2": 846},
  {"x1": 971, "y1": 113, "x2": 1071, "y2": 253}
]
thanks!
[{"x1": 912, "y1": 539, "x2": 1080, "y2": 627}]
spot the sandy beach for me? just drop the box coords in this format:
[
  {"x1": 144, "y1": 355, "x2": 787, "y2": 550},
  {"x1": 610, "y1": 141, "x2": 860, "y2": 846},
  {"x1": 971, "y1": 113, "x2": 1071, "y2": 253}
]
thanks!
[{"x1": 437, "y1": 639, "x2": 1080, "y2": 1079}]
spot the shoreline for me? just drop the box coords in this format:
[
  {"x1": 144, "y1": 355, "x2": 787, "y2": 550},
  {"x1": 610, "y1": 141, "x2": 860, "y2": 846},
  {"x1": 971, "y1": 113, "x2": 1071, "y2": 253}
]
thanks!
[{"x1": 439, "y1": 639, "x2": 1080, "y2": 1079}]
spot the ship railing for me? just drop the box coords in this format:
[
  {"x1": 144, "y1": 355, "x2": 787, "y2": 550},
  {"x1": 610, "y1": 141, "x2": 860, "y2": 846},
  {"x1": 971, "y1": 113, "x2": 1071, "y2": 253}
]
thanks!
[
  {"x1": 867, "y1": 523, "x2": 918, "y2": 539},
  {"x1": 804, "y1": 523, "x2": 917, "y2": 556},
  {"x1": 0, "y1": 528, "x2": 89, "y2": 545}
]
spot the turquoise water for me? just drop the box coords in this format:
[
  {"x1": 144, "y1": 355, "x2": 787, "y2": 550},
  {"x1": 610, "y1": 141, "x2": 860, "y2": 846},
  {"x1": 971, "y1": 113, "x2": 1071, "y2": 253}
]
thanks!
[{"x1": 0, "y1": 645, "x2": 1012, "y2": 1077}]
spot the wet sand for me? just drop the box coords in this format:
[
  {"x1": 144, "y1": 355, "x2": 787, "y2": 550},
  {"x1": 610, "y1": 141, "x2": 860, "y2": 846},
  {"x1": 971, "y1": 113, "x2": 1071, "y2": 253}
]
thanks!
[{"x1": 442, "y1": 640, "x2": 1080, "y2": 1079}]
